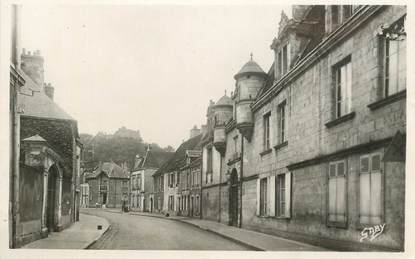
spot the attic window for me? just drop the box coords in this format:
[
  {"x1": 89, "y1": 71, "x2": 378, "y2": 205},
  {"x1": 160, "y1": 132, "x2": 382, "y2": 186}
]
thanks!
[{"x1": 275, "y1": 43, "x2": 290, "y2": 80}]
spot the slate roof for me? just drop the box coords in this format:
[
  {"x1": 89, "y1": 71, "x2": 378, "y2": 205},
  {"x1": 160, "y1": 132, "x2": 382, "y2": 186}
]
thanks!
[
  {"x1": 133, "y1": 146, "x2": 164, "y2": 171},
  {"x1": 154, "y1": 134, "x2": 203, "y2": 176},
  {"x1": 215, "y1": 94, "x2": 233, "y2": 107},
  {"x1": 87, "y1": 162, "x2": 129, "y2": 179},
  {"x1": 17, "y1": 68, "x2": 74, "y2": 121},
  {"x1": 234, "y1": 59, "x2": 267, "y2": 79}
]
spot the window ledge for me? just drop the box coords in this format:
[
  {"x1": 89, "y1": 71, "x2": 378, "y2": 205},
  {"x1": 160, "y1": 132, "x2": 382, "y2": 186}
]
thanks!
[
  {"x1": 259, "y1": 149, "x2": 272, "y2": 156},
  {"x1": 325, "y1": 111, "x2": 356, "y2": 128},
  {"x1": 367, "y1": 90, "x2": 406, "y2": 111},
  {"x1": 327, "y1": 221, "x2": 348, "y2": 229},
  {"x1": 274, "y1": 141, "x2": 288, "y2": 151}
]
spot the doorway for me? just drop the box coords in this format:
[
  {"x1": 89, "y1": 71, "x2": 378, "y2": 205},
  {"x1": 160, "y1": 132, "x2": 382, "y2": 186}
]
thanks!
[
  {"x1": 150, "y1": 198, "x2": 153, "y2": 212},
  {"x1": 229, "y1": 169, "x2": 238, "y2": 227},
  {"x1": 102, "y1": 192, "x2": 107, "y2": 205},
  {"x1": 46, "y1": 164, "x2": 58, "y2": 232}
]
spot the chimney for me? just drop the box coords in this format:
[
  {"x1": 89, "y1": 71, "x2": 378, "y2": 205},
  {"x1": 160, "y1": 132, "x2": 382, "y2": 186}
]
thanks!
[
  {"x1": 20, "y1": 48, "x2": 44, "y2": 86},
  {"x1": 201, "y1": 124, "x2": 207, "y2": 135},
  {"x1": 44, "y1": 83, "x2": 54, "y2": 100},
  {"x1": 190, "y1": 125, "x2": 201, "y2": 138}
]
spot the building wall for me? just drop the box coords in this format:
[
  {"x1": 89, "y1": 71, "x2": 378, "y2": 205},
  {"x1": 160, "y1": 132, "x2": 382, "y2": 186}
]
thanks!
[{"x1": 239, "y1": 5, "x2": 406, "y2": 251}]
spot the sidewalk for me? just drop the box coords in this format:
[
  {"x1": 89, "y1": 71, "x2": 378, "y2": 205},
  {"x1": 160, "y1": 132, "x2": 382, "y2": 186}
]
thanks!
[
  {"x1": 22, "y1": 213, "x2": 110, "y2": 249},
  {"x1": 105, "y1": 209, "x2": 328, "y2": 251}
]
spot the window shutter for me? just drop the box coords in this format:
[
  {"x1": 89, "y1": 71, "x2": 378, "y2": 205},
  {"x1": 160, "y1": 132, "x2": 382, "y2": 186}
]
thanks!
[
  {"x1": 285, "y1": 172, "x2": 291, "y2": 218},
  {"x1": 360, "y1": 156, "x2": 370, "y2": 224},
  {"x1": 370, "y1": 154, "x2": 382, "y2": 224},
  {"x1": 256, "y1": 178, "x2": 261, "y2": 216},
  {"x1": 269, "y1": 176, "x2": 275, "y2": 216}
]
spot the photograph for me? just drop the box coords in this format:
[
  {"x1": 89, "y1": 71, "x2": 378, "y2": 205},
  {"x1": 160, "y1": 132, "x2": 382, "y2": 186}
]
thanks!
[{"x1": 6, "y1": 2, "x2": 408, "y2": 254}]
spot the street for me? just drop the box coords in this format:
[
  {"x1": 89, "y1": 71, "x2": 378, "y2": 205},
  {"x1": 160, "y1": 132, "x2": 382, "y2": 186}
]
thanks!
[{"x1": 81, "y1": 209, "x2": 250, "y2": 250}]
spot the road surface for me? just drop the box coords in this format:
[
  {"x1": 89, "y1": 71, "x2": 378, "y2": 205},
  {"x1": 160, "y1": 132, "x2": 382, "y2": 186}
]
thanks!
[{"x1": 82, "y1": 209, "x2": 250, "y2": 250}]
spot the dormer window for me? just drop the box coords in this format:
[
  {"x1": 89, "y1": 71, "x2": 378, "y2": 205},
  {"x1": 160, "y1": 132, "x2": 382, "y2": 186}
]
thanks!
[
  {"x1": 275, "y1": 43, "x2": 290, "y2": 80},
  {"x1": 326, "y1": 5, "x2": 354, "y2": 33}
]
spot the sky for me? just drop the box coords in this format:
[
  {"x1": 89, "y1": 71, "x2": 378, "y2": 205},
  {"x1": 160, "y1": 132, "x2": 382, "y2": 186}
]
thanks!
[{"x1": 20, "y1": 4, "x2": 291, "y2": 149}]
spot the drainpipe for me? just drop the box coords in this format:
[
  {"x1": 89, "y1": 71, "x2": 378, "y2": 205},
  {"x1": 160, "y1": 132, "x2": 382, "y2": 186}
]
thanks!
[
  {"x1": 199, "y1": 148, "x2": 203, "y2": 220},
  {"x1": 239, "y1": 136, "x2": 244, "y2": 228},
  {"x1": 218, "y1": 155, "x2": 222, "y2": 222}
]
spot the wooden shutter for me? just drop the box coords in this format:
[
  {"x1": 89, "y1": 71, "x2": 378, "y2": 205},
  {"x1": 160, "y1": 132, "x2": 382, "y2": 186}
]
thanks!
[
  {"x1": 360, "y1": 155, "x2": 370, "y2": 224},
  {"x1": 256, "y1": 178, "x2": 260, "y2": 216},
  {"x1": 269, "y1": 175, "x2": 276, "y2": 217},
  {"x1": 370, "y1": 154, "x2": 382, "y2": 224},
  {"x1": 285, "y1": 172, "x2": 291, "y2": 218}
]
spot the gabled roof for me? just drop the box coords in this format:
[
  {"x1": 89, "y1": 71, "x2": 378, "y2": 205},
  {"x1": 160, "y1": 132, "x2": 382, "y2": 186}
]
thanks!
[
  {"x1": 87, "y1": 162, "x2": 129, "y2": 179},
  {"x1": 154, "y1": 134, "x2": 203, "y2": 176}
]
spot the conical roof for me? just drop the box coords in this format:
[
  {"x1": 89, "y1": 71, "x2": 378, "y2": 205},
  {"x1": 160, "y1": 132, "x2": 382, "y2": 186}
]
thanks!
[
  {"x1": 234, "y1": 58, "x2": 267, "y2": 80},
  {"x1": 215, "y1": 94, "x2": 233, "y2": 107}
]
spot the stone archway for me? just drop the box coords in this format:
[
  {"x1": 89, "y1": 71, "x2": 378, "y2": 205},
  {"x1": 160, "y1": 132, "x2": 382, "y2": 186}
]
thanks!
[
  {"x1": 46, "y1": 164, "x2": 60, "y2": 232},
  {"x1": 229, "y1": 169, "x2": 239, "y2": 227}
]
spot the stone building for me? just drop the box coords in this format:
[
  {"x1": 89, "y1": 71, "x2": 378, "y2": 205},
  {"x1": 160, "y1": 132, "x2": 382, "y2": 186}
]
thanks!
[
  {"x1": 178, "y1": 152, "x2": 202, "y2": 217},
  {"x1": 86, "y1": 162, "x2": 130, "y2": 208},
  {"x1": 155, "y1": 132, "x2": 203, "y2": 216},
  {"x1": 9, "y1": 48, "x2": 82, "y2": 247},
  {"x1": 130, "y1": 145, "x2": 161, "y2": 212},
  {"x1": 200, "y1": 5, "x2": 406, "y2": 251}
]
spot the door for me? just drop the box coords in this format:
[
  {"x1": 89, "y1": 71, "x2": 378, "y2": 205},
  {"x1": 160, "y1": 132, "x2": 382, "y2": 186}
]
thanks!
[
  {"x1": 46, "y1": 165, "x2": 58, "y2": 232},
  {"x1": 102, "y1": 192, "x2": 107, "y2": 205},
  {"x1": 190, "y1": 196, "x2": 194, "y2": 217},
  {"x1": 229, "y1": 169, "x2": 238, "y2": 226}
]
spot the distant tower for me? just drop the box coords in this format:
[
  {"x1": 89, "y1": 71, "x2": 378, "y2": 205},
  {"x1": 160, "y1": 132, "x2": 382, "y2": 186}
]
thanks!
[
  {"x1": 21, "y1": 48, "x2": 44, "y2": 86},
  {"x1": 233, "y1": 54, "x2": 267, "y2": 141},
  {"x1": 213, "y1": 92, "x2": 233, "y2": 156}
]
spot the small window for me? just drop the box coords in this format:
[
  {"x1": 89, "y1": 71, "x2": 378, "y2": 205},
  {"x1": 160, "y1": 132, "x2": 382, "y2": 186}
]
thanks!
[
  {"x1": 383, "y1": 17, "x2": 406, "y2": 97},
  {"x1": 334, "y1": 57, "x2": 352, "y2": 118},
  {"x1": 259, "y1": 178, "x2": 268, "y2": 216},
  {"x1": 277, "y1": 101, "x2": 287, "y2": 143},
  {"x1": 263, "y1": 112, "x2": 271, "y2": 150}
]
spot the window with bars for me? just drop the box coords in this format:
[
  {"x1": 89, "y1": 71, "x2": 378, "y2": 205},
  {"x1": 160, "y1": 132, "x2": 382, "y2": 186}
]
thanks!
[
  {"x1": 259, "y1": 178, "x2": 268, "y2": 216},
  {"x1": 278, "y1": 101, "x2": 286, "y2": 143},
  {"x1": 263, "y1": 112, "x2": 271, "y2": 150},
  {"x1": 360, "y1": 153, "x2": 382, "y2": 225},
  {"x1": 328, "y1": 160, "x2": 347, "y2": 224},
  {"x1": 334, "y1": 57, "x2": 352, "y2": 118}
]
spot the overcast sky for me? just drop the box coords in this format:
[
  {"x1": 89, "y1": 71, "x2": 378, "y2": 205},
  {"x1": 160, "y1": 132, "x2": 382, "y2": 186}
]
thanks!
[{"x1": 20, "y1": 4, "x2": 291, "y2": 148}]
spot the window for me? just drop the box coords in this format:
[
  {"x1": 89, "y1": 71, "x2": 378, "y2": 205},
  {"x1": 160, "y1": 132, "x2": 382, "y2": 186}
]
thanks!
[
  {"x1": 360, "y1": 153, "x2": 382, "y2": 225},
  {"x1": 259, "y1": 178, "x2": 268, "y2": 216},
  {"x1": 168, "y1": 195, "x2": 174, "y2": 211},
  {"x1": 276, "y1": 43, "x2": 290, "y2": 80},
  {"x1": 176, "y1": 172, "x2": 180, "y2": 187},
  {"x1": 263, "y1": 112, "x2": 271, "y2": 150},
  {"x1": 206, "y1": 147, "x2": 213, "y2": 183},
  {"x1": 328, "y1": 160, "x2": 347, "y2": 224},
  {"x1": 277, "y1": 101, "x2": 286, "y2": 144},
  {"x1": 276, "y1": 172, "x2": 291, "y2": 218},
  {"x1": 383, "y1": 18, "x2": 406, "y2": 97},
  {"x1": 334, "y1": 58, "x2": 352, "y2": 118},
  {"x1": 233, "y1": 135, "x2": 238, "y2": 154}
]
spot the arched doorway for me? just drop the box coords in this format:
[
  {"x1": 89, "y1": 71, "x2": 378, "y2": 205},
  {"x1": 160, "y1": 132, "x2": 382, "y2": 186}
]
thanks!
[
  {"x1": 46, "y1": 164, "x2": 59, "y2": 232},
  {"x1": 229, "y1": 169, "x2": 238, "y2": 227}
]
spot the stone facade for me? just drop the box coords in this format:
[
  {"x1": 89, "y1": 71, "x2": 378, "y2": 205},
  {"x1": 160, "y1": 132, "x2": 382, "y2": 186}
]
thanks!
[{"x1": 198, "y1": 5, "x2": 406, "y2": 251}]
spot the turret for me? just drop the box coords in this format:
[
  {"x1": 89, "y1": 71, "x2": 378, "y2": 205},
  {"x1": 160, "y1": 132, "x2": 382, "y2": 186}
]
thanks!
[
  {"x1": 213, "y1": 93, "x2": 233, "y2": 156},
  {"x1": 233, "y1": 55, "x2": 267, "y2": 141}
]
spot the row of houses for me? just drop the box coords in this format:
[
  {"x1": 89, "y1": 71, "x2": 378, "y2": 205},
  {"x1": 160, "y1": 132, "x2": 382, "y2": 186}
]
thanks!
[
  {"x1": 79, "y1": 5, "x2": 406, "y2": 251},
  {"x1": 147, "y1": 5, "x2": 407, "y2": 251}
]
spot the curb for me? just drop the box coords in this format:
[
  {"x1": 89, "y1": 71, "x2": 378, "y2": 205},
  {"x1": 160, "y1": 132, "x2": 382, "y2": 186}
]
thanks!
[
  {"x1": 105, "y1": 209, "x2": 263, "y2": 251},
  {"x1": 81, "y1": 213, "x2": 111, "y2": 249}
]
